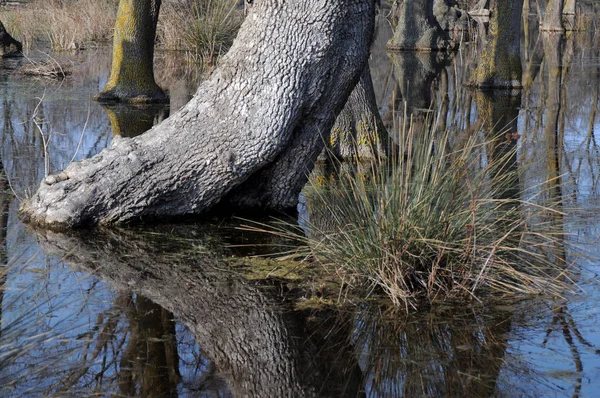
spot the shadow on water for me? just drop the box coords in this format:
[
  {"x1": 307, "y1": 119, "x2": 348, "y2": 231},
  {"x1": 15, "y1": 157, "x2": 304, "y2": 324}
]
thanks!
[{"x1": 0, "y1": 14, "x2": 600, "y2": 398}]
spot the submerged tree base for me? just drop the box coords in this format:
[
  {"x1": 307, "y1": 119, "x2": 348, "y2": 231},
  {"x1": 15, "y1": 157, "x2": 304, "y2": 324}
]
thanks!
[{"x1": 20, "y1": 1, "x2": 377, "y2": 229}]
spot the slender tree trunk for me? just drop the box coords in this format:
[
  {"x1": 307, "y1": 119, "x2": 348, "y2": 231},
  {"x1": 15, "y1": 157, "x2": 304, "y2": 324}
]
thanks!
[
  {"x1": 0, "y1": 20, "x2": 22, "y2": 57},
  {"x1": 21, "y1": 1, "x2": 377, "y2": 228},
  {"x1": 387, "y1": 0, "x2": 456, "y2": 51},
  {"x1": 467, "y1": 0, "x2": 524, "y2": 88},
  {"x1": 95, "y1": 0, "x2": 168, "y2": 103},
  {"x1": 562, "y1": 0, "x2": 576, "y2": 30},
  {"x1": 540, "y1": 0, "x2": 565, "y2": 32}
]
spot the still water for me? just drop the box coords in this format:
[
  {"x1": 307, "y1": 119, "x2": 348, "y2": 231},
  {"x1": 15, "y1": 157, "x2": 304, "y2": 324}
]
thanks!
[{"x1": 1, "y1": 16, "x2": 600, "y2": 398}]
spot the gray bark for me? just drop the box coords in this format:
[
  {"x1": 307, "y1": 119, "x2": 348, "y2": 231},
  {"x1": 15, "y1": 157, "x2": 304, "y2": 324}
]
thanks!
[
  {"x1": 34, "y1": 227, "x2": 362, "y2": 397},
  {"x1": 387, "y1": 0, "x2": 456, "y2": 51},
  {"x1": 20, "y1": 0, "x2": 377, "y2": 228}
]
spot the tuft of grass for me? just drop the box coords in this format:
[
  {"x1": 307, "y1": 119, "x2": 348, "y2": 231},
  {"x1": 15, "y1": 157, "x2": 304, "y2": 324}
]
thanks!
[
  {"x1": 158, "y1": 0, "x2": 243, "y2": 64},
  {"x1": 251, "y1": 117, "x2": 584, "y2": 309},
  {"x1": 0, "y1": 0, "x2": 118, "y2": 50}
]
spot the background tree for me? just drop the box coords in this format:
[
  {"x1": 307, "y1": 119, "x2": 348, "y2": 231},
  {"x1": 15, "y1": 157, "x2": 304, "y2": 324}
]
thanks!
[
  {"x1": 95, "y1": 0, "x2": 167, "y2": 103},
  {"x1": 467, "y1": 0, "x2": 524, "y2": 88},
  {"x1": 387, "y1": 0, "x2": 456, "y2": 51}
]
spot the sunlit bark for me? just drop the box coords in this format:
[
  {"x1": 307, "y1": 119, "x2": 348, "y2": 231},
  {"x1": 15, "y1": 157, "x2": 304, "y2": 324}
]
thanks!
[
  {"x1": 22, "y1": 1, "x2": 377, "y2": 228},
  {"x1": 95, "y1": 0, "x2": 167, "y2": 103}
]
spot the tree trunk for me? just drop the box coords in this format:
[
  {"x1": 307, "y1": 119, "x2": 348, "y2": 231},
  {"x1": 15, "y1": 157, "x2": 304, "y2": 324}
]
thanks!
[
  {"x1": 433, "y1": 0, "x2": 469, "y2": 31},
  {"x1": 467, "y1": 0, "x2": 524, "y2": 88},
  {"x1": 540, "y1": 0, "x2": 565, "y2": 32},
  {"x1": 95, "y1": 0, "x2": 168, "y2": 103},
  {"x1": 21, "y1": 1, "x2": 377, "y2": 228},
  {"x1": 0, "y1": 20, "x2": 22, "y2": 57},
  {"x1": 387, "y1": 0, "x2": 456, "y2": 51},
  {"x1": 325, "y1": 65, "x2": 388, "y2": 159}
]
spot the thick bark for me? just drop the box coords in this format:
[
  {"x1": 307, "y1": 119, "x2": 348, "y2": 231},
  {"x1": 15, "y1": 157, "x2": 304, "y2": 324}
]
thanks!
[
  {"x1": 540, "y1": 0, "x2": 565, "y2": 32},
  {"x1": 467, "y1": 0, "x2": 524, "y2": 88},
  {"x1": 387, "y1": 0, "x2": 456, "y2": 51},
  {"x1": 95, "y1": 0, "x2": 168, "y2": 103},
  {"x1": 34, "y1": 228, "x2": 362, "y2": 397},
  {"x1": 0, "y1": 20, "x2": 22, "y2": 57},
  {"x1": 21, "y1": 1, "x2": 376, "y2": 228}
]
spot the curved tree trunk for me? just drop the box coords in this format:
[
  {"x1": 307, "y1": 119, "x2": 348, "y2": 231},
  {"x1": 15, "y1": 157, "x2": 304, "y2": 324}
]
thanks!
[
  {"x1": 387, "y1": 0, "x2": 456, "y2": 51},
  {"x1": 0, "y1": 20, "x2": 22, "y2": 57},
  {"x1": 21, "y1": 1, "x2": 377, "y2": 228},
  {"x1": 95, "y1": 0, "x2": 168, "y2": 103},
  {"x1": 540, "y1": 0, "x2": 565, "y2": 32},
  {"x1": 467, "y1": 0, "x2": 524, "y2": 88}
]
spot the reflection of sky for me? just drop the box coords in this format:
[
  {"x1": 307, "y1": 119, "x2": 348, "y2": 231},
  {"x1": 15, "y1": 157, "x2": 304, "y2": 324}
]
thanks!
[
  {"x1": 0, "y1": 28, "x2": 599, "y2": 398},
  {"x1": 0, "y1": 50, "x2": 208, "y2": 396}
]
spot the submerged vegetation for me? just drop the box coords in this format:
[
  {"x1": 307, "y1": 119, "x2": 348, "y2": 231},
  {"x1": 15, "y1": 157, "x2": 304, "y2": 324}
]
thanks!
[{"x1": 255, "y1": 117, "x2": 583, "y2": 309}]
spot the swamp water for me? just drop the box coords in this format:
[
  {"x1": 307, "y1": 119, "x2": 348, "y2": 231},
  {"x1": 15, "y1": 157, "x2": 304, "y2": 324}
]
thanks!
[{"x1": 1, "y1": 19, "x2": 600, "y2": 398}]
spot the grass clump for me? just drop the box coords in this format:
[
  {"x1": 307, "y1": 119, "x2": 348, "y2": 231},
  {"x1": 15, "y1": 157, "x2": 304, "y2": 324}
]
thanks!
[
  {"x1": 158, "y1": 0, "x2": 243, "y2": 63},
  {"x1": 0, "y1": 0, "x2": 118, "y2": 50},
  {"x1": 284, "y1": 119, "x2": 580, "y2": 309}
]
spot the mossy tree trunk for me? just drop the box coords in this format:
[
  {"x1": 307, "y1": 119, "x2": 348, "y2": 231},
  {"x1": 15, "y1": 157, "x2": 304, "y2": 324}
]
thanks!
[
  {"x1": 21, "y1": 0, "x2": 377, "y2": 228},
  {"x1": 95, "y1": 0, "x2": 168, "y2": 103},
  {"x1": 467, "y1": 0, "x2": 524, "y2": 88},
  {"x1": 387, "y1": 0, "x2": 456, "y2": 51},
  {"x1": 562, "y1": 0, "x2": 576, "y2": 30},
  {"x1": 326, "y1": 65, "x2": 388, "y2": 159},
  {"x1": 540, "y1": 0, "x2": 565, "y2": 32},
  {"x1": 0, "y1": 20, "x2": 22, "y2": 57}
]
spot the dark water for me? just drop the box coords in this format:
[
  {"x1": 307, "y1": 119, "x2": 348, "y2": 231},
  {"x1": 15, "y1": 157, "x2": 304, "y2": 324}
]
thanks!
[{"x1": 1, "y1": 16, "x2": 600, "y2": 397}]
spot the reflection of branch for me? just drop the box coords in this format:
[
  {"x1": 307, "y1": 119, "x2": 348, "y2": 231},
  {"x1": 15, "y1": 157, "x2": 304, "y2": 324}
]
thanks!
[
  {"x1": 539, "y1": 303, "x2": 600, "y2": 397},
  {"x1": 50, "y1": 298, "x2": 127, "y2": 394}
]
